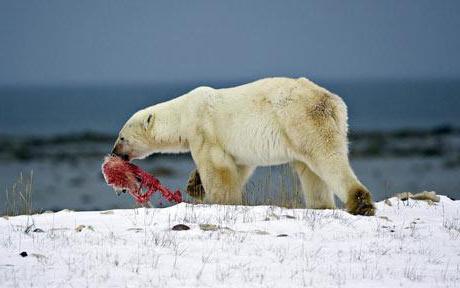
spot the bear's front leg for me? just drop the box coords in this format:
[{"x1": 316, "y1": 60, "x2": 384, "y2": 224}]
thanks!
[{"x1": 190, "y1": 140, "x2": 243, "y2": 205}]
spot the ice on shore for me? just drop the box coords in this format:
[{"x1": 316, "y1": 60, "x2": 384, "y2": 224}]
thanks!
[{"x1": 1, "y1": 195, "x2": 459, "y2": 287}]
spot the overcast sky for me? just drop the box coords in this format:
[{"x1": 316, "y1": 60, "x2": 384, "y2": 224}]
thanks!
[{"x1": 1, "y1": 0, "x2": 459, "y2": 86}]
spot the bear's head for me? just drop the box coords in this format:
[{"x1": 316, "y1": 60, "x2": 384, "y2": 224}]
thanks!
[{"x1": 111, "y1": 109, "x2": 155, "y2": 161}]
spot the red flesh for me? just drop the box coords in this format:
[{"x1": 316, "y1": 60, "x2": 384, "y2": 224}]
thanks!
[{"x1": 101, "y1": 155, "x2": 182, "y2": 204}]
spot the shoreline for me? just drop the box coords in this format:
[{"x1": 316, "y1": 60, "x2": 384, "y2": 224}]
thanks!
[
  {"x1": 0, "y1": 125, "x2": 459, "y2": 161},
  {"x1": 1, "y1": 126, "x2": 459, "y2": 213}
]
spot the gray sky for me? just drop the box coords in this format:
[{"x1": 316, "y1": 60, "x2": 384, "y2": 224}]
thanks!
[{"x1": 1, "y1": 0, "x2": 459, "y2": 86}]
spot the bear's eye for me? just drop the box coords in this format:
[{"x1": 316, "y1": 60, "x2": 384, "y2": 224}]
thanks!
[{"x1": 120, "y1": 137, "x2": 125, "y2": 141}]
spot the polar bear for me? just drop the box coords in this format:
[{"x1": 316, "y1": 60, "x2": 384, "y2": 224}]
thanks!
[{"x1": 112, "y1": 77, "x2": 375, "y2": 215}]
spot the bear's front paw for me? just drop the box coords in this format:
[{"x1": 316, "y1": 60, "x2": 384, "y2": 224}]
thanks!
[
  {"x1": 186, "y1": 169, "x2": 205, "y2": 200},
  {"x1": 345, "y1": 188, "x2": 376, "y2": 216}
]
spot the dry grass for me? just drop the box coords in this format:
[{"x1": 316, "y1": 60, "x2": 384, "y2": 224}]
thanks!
[
  {"x1": 3, "y1": 171, "x2": 34, "y2": 216},
  {"x1": 244, "y1": 164, "x2": 304, "y2": 208}
]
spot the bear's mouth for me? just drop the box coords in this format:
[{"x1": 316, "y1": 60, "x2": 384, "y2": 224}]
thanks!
[{"x1": 111, "y1": 152, "x2": 130, "y2": 161}]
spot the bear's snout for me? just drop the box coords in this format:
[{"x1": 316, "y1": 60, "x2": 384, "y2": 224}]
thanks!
[{"x1": 111, "y1": 143, "x2": 130, "y2": 161}]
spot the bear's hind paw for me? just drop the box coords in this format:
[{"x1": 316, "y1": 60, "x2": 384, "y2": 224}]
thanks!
[{"x1": 346, "y1": 188, "x2": 376, "y2": 216}]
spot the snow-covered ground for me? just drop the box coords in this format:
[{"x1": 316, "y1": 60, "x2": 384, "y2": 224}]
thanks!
[{"x1": 1, "y1": 196, "x2": 460, "y2": 288}]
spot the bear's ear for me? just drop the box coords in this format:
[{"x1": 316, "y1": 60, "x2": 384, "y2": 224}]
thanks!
[{"x1": 143, "y1": 114, "x2": 155, "y2": 131}]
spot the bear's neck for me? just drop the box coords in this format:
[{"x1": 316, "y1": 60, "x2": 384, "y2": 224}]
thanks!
[{"x1": 147, "y1": 100, "x2": 189, "y2": 154}]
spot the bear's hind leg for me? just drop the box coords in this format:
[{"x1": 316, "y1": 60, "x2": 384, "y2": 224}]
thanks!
[
  {"x1": 300, "y1": 152, "x2": 375, "y2": 216},
  {"x1": 293, "y1": 161, "x2": 335, "y2": 209},
  {"x1": 284, "y1": 91, "x2": 375, "y2": 215}
]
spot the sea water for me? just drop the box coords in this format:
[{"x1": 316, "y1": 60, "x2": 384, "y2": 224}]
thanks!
[{"x1": 1, "y1": 79, "x2": 459, "y2": 136}]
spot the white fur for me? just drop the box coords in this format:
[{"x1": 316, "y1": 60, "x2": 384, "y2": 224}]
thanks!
[{"x1": 114, "y1": 77, "x2": 371, "y2": 209}]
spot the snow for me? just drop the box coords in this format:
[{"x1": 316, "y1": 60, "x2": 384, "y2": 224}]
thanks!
[{"x1": 1, "y1": 196, "x2": 460, "y2": 287}]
